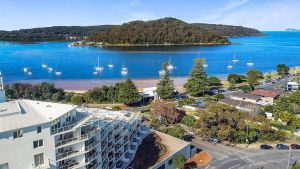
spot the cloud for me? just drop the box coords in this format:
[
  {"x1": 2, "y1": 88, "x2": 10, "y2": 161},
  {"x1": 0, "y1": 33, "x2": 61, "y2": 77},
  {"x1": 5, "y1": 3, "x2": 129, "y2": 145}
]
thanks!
[{"x1": 196, "y1": 0, "x2": 300, "y2": 30}]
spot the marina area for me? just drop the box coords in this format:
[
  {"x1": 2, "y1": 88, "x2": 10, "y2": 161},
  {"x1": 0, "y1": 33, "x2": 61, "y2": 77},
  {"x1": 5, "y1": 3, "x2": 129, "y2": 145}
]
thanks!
[{"x1": 1, "y1": 31, "x2": 300, "y2": 83}]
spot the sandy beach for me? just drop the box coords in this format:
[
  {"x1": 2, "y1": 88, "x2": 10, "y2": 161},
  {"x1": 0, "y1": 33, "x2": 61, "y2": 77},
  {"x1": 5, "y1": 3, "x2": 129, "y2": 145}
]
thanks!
[{"x1": 8, "y1": 77, "x2": 189, "y2": 93}]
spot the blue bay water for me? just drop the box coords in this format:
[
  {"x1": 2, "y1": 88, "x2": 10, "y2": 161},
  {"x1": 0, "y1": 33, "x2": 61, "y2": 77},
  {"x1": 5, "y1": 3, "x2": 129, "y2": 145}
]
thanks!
[{"x1": 0, "y1": 31, "x2": 300, "y2": 82}]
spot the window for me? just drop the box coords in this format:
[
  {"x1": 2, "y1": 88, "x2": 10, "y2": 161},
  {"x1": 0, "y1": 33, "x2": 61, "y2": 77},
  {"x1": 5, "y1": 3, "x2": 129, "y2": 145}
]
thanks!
[
  {"x1": 13, "y1": 129, "x2": 23, "y2": 139},
  {"x1": 34, "y1": 153, "x2": 44, "y2": 166},
  {"x1": 33, "y1": 140, "x2": 43, "y2": 148},
  {"x1": 37, "y1": 126, "x2": 42, "y2": 133},
  {"x1": 168, "y1": 159, "x2": 173, "y2": 165},
  {"x1": 157, "y1": 164, "x2": 165, "y2": 169}
]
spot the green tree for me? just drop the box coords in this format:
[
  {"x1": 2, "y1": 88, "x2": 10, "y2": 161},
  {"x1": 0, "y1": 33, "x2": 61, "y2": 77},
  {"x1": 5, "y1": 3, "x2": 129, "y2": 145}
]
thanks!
[
  {"x1": 166, "y1": 125, "x2": 185, "y2": 139},
  {"x1": 213, "y1": 93, "x2": 225, "y2": 101},
  {"x1": 151, "y1": 101, "x2": 183, "y2": 124},
  {"x1": 276, "y1": 64, "x2": 289, "y2": 77},
  {"x1": 71, "y1": 95, "x2": 85, "y2": 105},
  {"x1": 150, "y1": 118, "x2": 161, "y2": 130},
  {"x1": 184, "y1": 58, "x2": 208, "y2": 96},
  {"x1": 207, "y1": 76, "x2": 222, "y2": 89},
  {"x1": 156, "y1": 62, "x2": 175, "y2": 100},
  {"x1": 246, "y1": 69, "x2": 263, "y2": 90},
  {"x1": 229, "y1": 78, "x2": 236, "y2": 89},
  {"x1": 181, "y1": 115, "x2": 196, "y2": 127},
  {"x1": 173, "y1": 154, "x2": 186, "y2": 169},
  {"x1": 118, "y1": 79, "x2": 141, "y2": 105}
]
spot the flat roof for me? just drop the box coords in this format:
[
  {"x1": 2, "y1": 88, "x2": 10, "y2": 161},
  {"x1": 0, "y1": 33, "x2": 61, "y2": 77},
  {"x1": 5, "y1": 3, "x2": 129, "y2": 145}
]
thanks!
[
  {"x1": 251, "y1": 89, "x2": 279, "y2": 98},
  {"x1": 231, "y1": 92, "x2": 262, "y2": 100},
  {"x1": 0, "y1": 100, "x2": 77, "y2": 132},
  {"x1": 152, "y1": 130, "x2": 190, "y2": 167}
]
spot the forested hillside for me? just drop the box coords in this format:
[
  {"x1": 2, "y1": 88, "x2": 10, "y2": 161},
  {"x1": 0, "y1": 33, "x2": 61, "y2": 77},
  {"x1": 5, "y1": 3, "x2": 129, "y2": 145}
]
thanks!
[{"x1": 87, "y1": 18, "x2": 230, "y2": 45}]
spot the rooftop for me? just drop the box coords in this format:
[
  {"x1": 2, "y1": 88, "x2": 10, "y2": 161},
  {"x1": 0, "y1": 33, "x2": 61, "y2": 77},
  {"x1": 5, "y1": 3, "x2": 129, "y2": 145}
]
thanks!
[
  {"x1": 220, "y1": 98, "x2": 261, "y2": 115},
  {"x1": 0, "y1": 100, "x2": 77, "y2": 132},
  {"x1": 231, "y1": 92, "x2": 262, "y2": 100},
  {"x1": 251, "y1": 89, "x2": 280, "y2": 98}
]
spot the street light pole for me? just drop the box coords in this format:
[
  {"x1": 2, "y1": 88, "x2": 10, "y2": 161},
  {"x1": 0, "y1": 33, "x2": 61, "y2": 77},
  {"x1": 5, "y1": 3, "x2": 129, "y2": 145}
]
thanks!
[{"x1": 246, "y1": 126, "x2": 249, "y2": 147}]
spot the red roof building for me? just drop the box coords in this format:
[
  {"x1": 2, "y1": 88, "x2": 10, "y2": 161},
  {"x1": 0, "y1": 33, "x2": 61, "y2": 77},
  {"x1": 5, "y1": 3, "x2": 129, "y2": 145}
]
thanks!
[{"x1": 251, "y1": 90, "x2": 280, "y2": 98}]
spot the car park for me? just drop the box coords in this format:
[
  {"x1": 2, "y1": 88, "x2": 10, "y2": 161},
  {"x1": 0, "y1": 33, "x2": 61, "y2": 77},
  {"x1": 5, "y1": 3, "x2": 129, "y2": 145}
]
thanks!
[
  {"x1": 260, "y1": 144, "x2": 273, "y2": 150},
  {"x1": 276, "y1": 144, "x2": 289, "y2": 150}
]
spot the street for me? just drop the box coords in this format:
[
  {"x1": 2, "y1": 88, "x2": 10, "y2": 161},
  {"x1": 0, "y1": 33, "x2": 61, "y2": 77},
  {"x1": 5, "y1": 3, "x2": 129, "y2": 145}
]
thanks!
[{"x1": 191, "y1": 137, "x2": 300, "y2": 169}]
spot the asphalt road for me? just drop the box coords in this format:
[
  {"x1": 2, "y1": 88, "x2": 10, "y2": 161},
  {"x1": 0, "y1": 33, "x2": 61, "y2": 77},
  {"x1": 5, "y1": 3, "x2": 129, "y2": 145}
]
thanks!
[{"x1": 191, "y1": 137, "x2": 300, "y2": 169}]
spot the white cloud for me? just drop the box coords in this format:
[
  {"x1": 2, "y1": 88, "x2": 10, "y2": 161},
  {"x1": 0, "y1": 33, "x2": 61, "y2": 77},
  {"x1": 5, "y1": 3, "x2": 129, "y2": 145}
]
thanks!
[{"x1": 196, "y1": 0, "x2": 300, "y2": 30}]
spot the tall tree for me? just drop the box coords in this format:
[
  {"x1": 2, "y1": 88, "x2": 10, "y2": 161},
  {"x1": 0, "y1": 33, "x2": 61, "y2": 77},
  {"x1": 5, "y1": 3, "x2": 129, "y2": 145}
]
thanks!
[
  {"x1": 184, "y1": 58, "x2": 208, "y2": 96},
  {"x1": 156, "y1": 62, "x2": 175, "y2": 100},
  {"x1": 246, "y1": 69, "x2": 263, "y2": 90},
  {"x1": 118, "y1": 79, "x2": 141, "y2": 105},
  {"x1": 276, "y1": 64, "x2": 289, "y2": 77}
]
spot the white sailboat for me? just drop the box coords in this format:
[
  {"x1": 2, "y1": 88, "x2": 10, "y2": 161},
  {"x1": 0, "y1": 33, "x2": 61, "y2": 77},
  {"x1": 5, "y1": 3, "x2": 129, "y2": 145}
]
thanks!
[
  {"x1": 108, "y1": 58, "x2": 114, "y2": 68},
  {"x1": 203, "y1": 63, "x2": 208, "y2": 68},
  {"x1": 94, "y1": 56, "x2": 104, "y2": 72},
  {"x1": 167, "y1": 58, "x2": 175, "y2": 70},
  {"x1": 27, "y1": 71, "x2": 32, "y2": 76},
  {"x1": 227, "y1": 61, "x2": 233, "y2": 69},
  {"x1": 247, "y1": 59, "x2": 254, "y2": 66},
  {"x1": 54, "y1": 65, "x2": 62, "y2": 76},
  {"x1": 232, "y1": 54, "x2": 239, "y2": 63},
  {"x1": 121, "y1": 64, "x2": 128, "y2": 75},
  {"x1": 23, "y1": 67, "x2": 30, "y2": 73},
  {"x1": 41, "y1": 56, "x2": 48, "y2": 69}
]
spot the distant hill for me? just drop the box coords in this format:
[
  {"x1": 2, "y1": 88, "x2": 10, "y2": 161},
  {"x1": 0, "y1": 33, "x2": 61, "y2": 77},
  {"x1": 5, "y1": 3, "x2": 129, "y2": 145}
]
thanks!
[
  {"x1": 0, "y1": 25, "x2": 115, "y2": 42},
  {"x1": 286, "y1": 28, "x2": 300, "y2": 32},
  {"x1": 87, "y1": 18, "x2": 230, "y2": 45},
  {"x1": 192, "y1": 23, "x2": 263, "y2": 37},
  {"x1": 0, "y1": 17, "x2": 262, "y2": 43}
]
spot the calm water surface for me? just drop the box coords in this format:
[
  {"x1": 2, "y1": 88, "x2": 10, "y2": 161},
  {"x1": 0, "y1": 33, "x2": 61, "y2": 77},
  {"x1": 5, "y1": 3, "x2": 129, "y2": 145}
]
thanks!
[{"x1": 0, "y1": 31, "x2": 300, "y2": 82}]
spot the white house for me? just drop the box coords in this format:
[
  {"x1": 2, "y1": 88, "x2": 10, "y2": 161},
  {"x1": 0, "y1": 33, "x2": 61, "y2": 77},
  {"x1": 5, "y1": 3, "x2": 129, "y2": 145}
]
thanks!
[{"x1": 286, "y1": 82, "x2": 299, "y2": 92}]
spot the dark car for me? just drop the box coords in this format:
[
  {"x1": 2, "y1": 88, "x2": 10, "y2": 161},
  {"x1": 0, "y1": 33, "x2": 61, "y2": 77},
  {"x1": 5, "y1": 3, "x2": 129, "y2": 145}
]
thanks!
[
  {"x1": 260, "y1": 144, "x2": 273, "y2": 150},
  {"x1": 291, "y1": 144, "x2": 300, "y2": 150},
  {"x1": 276, "y1": 144, "x2": 289, "y2": 150}
]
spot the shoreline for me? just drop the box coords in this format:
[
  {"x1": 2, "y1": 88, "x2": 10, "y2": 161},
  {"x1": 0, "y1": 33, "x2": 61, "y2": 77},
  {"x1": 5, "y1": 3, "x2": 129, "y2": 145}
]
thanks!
[{"x1": 8, "y1": 77, "x2": 189, "y2": 92}]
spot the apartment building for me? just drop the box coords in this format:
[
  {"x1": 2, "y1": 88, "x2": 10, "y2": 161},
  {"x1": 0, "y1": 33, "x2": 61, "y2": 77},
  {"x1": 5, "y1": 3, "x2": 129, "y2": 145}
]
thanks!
[{"x1": 0, "y1": 87, "x2": 148, "y2": 169}]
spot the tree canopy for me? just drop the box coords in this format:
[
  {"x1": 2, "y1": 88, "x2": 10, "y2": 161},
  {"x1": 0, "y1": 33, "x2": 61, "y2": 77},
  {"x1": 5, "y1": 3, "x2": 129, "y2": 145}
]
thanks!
[
  {"x1": 118, "y1": 79, "x2": 141, "y2": 105},
  {"x1": 156, "y1": 62, "x2": 175, "y2": 100},
  {"x1": 276, "y1": 64, "x2": 290, "y2": 76},
  {"x1": 184, "y1": 58, "x2": 208, "y2": 96},
  {"x1": 246, "y1": 69, "x2": 263, "y2": 90}
]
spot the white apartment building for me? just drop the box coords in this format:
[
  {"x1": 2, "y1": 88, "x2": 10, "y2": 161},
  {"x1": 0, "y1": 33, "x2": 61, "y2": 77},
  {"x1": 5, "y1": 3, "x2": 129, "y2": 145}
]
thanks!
[{"x1": 0, "y1": 75, "x2": 149, "y2": 169}]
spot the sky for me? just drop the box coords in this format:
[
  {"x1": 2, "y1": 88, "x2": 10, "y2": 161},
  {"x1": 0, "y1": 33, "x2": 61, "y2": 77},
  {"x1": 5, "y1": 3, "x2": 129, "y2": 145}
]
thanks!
[{"x1": 1, "y1": 0, "x2": 300, "y2": 31}]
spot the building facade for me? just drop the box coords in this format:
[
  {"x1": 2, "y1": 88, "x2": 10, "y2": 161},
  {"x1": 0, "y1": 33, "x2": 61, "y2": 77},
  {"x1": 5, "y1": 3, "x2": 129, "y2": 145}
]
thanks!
[{"x1": 0, "y1": 100, "x2": 148, "y2": 169}]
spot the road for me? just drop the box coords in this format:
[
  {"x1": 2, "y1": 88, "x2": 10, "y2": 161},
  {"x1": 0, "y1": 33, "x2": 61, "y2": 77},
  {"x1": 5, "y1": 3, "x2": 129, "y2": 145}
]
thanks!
[{"x1": 191, "y1": 137, "x2": 300, "y2": 169}]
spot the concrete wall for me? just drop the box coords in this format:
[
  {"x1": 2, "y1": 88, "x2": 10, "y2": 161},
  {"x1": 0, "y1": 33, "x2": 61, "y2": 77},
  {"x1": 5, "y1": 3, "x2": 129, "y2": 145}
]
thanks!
[
  {"x1": 152, "y1": 144, "x2": 191, "y2": 169},
  {"x1": 0, "y1": 123, "x2": 56, "y2": 169}
]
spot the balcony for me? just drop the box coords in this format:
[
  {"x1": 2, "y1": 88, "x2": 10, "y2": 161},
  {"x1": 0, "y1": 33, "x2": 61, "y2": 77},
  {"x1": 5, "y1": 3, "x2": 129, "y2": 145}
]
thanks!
[
  {"x1": 81, "y1": 127, "x2": 100, "y2": 140},
  {"x1": 51, "y1": 113, "x2": 90, "y2": 135},
  {"x1": 56, "y1": 149, "x2": 81, "y2": 161},
  {"x1": 86, "y1": 151, "x2": 100, "y2": 164},
  {"x1": 56, "y1": 137, "x2": 79, "y2": 147},
  {"x1": 58, "y1": 160, "x2": 82, "y2": 169},
  {"x1": 87, "y1": 161, "x2": 101, "y2": 169},
  {"x1": 85, "y1": 140, "x2": 101, "y2": 152}
]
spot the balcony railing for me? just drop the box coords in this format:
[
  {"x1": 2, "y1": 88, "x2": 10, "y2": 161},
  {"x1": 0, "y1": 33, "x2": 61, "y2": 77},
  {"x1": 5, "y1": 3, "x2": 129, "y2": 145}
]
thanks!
[
  {"x1": 81, "y1": 127, "x2": 100, "y2": 140},
  {"x1": 56, "y1": 150, "x2": 81, "y2": 161},
  {"x1": 51, "y1": 114, "x2": 90, "y2": 135},
  {"x1": 86, "y1": 151, "x2": 100, "y2": 163},
  {"x1": 88, "y1": 162, "x2": 101, "y2": 169},
  {"x1": 58, "y1": 160, "x2": 82, "y2": 169},
  {"x1": 56, "y1": 137, "x2": 78, "y2": 147},
  {"x1": 85, "y1": 140, "x2": 101, "y2": 152}
]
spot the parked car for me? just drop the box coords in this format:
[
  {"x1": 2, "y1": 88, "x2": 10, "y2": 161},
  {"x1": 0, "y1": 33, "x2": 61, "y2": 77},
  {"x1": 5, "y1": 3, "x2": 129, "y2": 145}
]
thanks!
[
  {"x1": 260, "y1": 144, "x2": 273, "y2": 150},
  {"x1": 291, "y1": 144, "x2": 300, "y2": 150},
  {"x1": 207, "y1": 136, "x2": 221, "y2": 144},
  {"x1": 276, "y1": 144, "x2": 289, "y2": 150}
]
